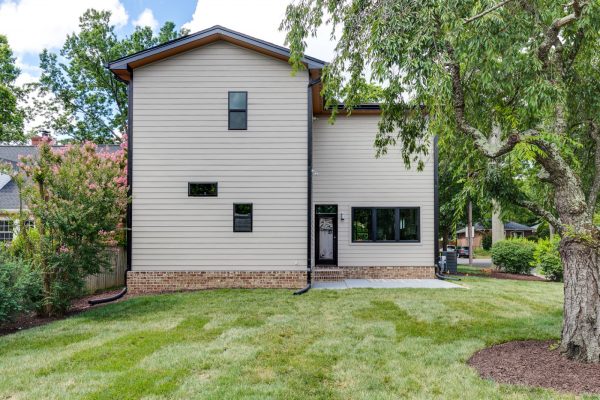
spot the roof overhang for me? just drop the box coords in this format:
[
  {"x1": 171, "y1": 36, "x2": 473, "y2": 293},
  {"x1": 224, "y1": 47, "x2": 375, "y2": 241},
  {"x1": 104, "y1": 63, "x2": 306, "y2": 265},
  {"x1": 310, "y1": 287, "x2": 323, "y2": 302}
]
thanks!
[{"x1": 108, "y1": 25, "x2": 327, "y2": 82}]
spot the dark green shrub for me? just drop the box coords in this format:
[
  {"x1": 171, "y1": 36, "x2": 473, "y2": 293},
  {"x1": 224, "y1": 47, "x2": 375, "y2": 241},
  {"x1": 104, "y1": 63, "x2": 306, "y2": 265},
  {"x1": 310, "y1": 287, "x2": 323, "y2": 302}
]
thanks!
[
  {"x1": 0, "y1": 257, "x2": 41, "y2": 323},
  {"x1": 533, "y1": 238, "x2": 562, "y2": 281},
  {"x1": 491, "y1": 239, "x2": 536, "y2": 274},
  {"x1": 482, "y1": 233, "x2": 492, "y2": 250}
]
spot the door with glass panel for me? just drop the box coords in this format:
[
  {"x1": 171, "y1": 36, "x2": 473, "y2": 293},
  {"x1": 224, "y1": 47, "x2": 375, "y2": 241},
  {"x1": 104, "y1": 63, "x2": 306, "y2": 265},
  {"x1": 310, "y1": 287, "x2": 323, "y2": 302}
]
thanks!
[{"x1": 315, "y1": 205, "x2": 337, "y2": 265}]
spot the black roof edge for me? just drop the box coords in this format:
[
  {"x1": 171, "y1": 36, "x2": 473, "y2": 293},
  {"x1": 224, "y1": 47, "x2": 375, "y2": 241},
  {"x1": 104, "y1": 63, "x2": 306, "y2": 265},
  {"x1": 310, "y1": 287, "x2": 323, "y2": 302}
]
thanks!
[
  {"x1": 107, "y1": 25, "x2": 328, "y2": 71},
  {"x1": 328, "y1": 103, "x2": 382, "y2": 110}
]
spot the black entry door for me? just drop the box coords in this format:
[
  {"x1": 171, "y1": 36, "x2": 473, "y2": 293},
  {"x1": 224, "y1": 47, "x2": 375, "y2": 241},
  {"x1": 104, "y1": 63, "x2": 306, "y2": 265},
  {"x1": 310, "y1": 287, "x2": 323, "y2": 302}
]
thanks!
[{"x1": 315, "y1": 205, "x2": 337, "y2": 265}]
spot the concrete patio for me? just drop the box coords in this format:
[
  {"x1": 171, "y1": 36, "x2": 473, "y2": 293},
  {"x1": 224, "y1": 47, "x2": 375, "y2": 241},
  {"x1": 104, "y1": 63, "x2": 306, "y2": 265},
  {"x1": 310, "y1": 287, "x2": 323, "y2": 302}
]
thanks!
[{"x1": 312, "y1": 279, "x2": 463, "y2": 290}]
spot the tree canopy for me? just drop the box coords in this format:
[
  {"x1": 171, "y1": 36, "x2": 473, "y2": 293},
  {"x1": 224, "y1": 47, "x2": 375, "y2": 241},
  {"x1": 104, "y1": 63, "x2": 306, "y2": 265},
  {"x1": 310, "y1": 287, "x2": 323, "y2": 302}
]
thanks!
[
  {"x1": 283, "y1": 0, "x2": 600, "y2": 362},
  {"x1": 36, "y1": 9, "x2": 188, "y2": 143},
  {"x1": 0, "y1": 35, "x2": 26, "y2": 143}
]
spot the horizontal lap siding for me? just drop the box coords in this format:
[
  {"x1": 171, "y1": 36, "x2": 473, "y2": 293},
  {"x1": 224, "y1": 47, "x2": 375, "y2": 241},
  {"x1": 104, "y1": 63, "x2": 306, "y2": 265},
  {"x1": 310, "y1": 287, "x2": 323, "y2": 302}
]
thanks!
[
  {"x1": 132, "y1": 42, "x2": 307, "y2": 271},
  {"x1": 313, "y1": 115, "x2": 434, "y2": 267}
]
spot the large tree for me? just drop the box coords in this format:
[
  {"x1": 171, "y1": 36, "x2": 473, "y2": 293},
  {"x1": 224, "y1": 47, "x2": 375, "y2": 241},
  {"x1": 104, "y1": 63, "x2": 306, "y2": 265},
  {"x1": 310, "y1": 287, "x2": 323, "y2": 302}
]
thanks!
[
  {"x1": 283, "y1": 0, "x2": 600, "y2": 362},
  {"x1": 0, "y1": 35, "x2": 26, "y2": 143},
  {"x1": 37, "y1": 9, "x2": 188, "y2": 143}
]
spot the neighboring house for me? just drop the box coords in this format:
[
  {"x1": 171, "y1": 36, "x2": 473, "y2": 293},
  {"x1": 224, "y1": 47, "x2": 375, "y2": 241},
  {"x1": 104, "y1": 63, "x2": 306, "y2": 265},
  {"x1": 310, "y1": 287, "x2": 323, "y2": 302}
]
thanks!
[
  {"x1": 456, "y1": 221, "x2": 536, "y2": 248},
  {"x1": 108, "y1": 26, "x2": 437, "y2": 294},
  {"x1": 0, "y1": 143, "x2": 119, "y2": 242}
]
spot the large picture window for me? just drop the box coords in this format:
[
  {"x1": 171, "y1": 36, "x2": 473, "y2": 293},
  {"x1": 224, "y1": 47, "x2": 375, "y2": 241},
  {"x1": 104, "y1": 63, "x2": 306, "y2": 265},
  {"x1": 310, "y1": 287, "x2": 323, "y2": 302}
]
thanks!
[
  {"x1": 352, "y1": 207, "x2": 420, "y2": 243},
  {"x1": 228, "y1": 91, "x2": 247, "y2": 130}
]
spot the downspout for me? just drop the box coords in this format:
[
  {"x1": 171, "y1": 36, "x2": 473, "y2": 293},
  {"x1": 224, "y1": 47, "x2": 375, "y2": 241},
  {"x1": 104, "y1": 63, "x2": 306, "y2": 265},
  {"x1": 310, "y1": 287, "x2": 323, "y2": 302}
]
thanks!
[
  {"x1": 90, "y1": 68, "x2": 133, "y2": 305},
  {"x1": 294, "y1": 75, "x2": 321, "y2": 295}
]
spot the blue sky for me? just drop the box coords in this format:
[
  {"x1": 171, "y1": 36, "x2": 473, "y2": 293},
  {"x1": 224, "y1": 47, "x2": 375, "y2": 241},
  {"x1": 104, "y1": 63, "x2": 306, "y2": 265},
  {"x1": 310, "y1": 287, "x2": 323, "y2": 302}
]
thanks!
[{"x1": 0, "y1": 0, "x2": 336, "y2": 85}]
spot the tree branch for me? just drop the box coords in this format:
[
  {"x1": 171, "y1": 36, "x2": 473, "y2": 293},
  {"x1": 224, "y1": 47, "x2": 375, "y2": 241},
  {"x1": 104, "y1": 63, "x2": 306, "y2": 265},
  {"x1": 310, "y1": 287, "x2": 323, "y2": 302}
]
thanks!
[
  {"x1": 464, "y1": 0, "x2": 516, "y2": 24},
  {"x1": 538, "y1": 1, "x2": 585, "y2": 69},
  {"x1": 445, "y1": 43, "x2": 535, "y2": 158},
  {"x1": 587, "y1": 122, "x2": 600, "y2": 213},
  {"x1": 516, "y1": 198, "x2": 563, "y2": 233}
]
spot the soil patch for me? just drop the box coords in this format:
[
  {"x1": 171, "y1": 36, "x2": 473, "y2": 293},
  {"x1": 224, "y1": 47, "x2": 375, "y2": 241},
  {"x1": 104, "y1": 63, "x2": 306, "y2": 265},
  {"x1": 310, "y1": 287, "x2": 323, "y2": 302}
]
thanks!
[
  {"x1": 469, "y1": 340, "x2": 600, "y2": 395},
  {"x1": 459, "y1": 270, "x2": 546, "y2": 281},
  {"x1": 0, "y1": 288, "x2": 127, "y2": 337}
]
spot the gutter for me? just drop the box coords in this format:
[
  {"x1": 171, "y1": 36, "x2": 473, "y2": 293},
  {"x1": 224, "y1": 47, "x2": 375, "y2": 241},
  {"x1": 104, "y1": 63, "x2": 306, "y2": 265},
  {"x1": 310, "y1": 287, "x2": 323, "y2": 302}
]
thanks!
[{"x1": 294, "y1": 75, "x2": 321, "y2": 295}]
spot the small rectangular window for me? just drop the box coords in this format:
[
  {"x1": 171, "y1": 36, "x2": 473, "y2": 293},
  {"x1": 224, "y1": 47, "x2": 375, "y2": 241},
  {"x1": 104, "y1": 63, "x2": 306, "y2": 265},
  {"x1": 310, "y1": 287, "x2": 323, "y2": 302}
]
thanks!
[
  {"x1": 233, "y1": 203, "x2": 253, "y2": 232},
  {"x1": 188, "y1": 182, "x2": 218, "y2": 197},
  {"x1": 228, "y1": 91, "x2": 247, "y2": 130},
  {"x1": 352, "y1": 208, "x2": 373, "y2": 241},
  {"x1": 0, "y1": 220, "x2": 14, "y2": 242}
]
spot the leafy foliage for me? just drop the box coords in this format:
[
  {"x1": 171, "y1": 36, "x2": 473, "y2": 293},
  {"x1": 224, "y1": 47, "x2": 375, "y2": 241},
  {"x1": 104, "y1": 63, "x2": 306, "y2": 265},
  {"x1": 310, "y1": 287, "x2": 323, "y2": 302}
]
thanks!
[
  {"x1": 491, "y1": 239, "x2": 536, "y2": 274},
  {"x1": 0, "y1": 256, "x2": 41, "y2": 323},
  {"x1": 12, "y1": 139, "x2": 128, "y2": 315},
  {"x1": 0, "y1": 35, "x2": 26, "y2": 143},
  {"x1": 533, "y1": 237, "x2": 563, "y2": 281},
  {"x1": 36, "y1": 9, "x2": 188, "y2": 143},
  {"x1": 481, "y1": 233, "x2": 492, "y2": 251}
]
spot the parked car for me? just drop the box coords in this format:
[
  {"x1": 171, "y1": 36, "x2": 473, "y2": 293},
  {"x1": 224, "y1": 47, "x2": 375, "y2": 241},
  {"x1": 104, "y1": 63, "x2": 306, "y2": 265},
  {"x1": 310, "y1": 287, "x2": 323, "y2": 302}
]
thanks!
[
  {"x1": 446, "y1": 245, "x2": 456, "y2": 252},
  {"x1": 457, "y1": 246, "x2": 470, "y2": 258}
]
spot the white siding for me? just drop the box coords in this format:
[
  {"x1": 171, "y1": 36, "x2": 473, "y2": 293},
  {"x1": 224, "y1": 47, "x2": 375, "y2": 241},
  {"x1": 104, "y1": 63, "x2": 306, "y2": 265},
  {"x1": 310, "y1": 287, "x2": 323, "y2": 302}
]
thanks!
[
  {"x1": 132, "y1": 41, "x2": 308, "y2": 271},
  {"x1": 313, "y1": 115, "x2": 435, "y2": 267}
]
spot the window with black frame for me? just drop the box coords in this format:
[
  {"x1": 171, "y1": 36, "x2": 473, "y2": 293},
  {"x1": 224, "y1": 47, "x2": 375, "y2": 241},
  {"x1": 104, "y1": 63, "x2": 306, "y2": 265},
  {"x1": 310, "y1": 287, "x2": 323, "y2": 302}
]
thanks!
[
  {"x1": 0, "y1": 220, "x2": 14, "y2": 242},
  {"x1": 188, "y1": 182, "x2": 218, "y2": 197},
  {"x1": 352, "y1": 207, "x2": 420, "y2": 242},
  {"x1": 233, "y1": 203, "x2": 253, "y2": 232},
  {"x1": 228, "y1": 91, "x2": 247, "y2": 130}
]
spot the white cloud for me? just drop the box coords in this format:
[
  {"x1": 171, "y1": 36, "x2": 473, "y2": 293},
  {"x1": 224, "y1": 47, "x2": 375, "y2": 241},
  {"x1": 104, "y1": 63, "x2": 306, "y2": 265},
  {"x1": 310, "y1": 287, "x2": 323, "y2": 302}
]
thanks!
[
  {"x1": 0, "y1": 0, "x2": 128, "y2": 55},
  {"x1": 133, "y1": 8, "x2": 158, "y2": 31},
  {"x1": 183, "y1": 0, "x2": 336, "y2": 62}
]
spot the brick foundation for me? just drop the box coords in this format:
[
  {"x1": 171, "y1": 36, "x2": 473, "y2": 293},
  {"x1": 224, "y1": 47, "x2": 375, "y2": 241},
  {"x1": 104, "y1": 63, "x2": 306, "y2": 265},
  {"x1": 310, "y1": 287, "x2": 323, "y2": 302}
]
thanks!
[
  {"x1": 127, "y1": 270, "x2": 307, "y2": 294},
  {"x1": 313, "y1": 266, "x2": 435, "y2": 281},
  {"x1": 127, "y1": 266, "x2": 435, "y2": 294}
]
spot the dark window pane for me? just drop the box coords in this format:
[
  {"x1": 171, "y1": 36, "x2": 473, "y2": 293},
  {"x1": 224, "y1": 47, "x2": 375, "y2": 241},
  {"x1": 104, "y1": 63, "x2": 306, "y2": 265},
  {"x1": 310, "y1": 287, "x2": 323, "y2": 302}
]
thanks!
[
  {"x1": 189, "y1": 183, "x2": 218, "y2": 197},
  {"x1": 229, "y1": 92, "x2": 247, "y2": 109},
  {"x1": 376, "y1": 208, "x2": 395, "y2": 241},
  {"x1": 399, "y1": 208, "x2": 419, "y2": 241},
  {"x1": 234, "y1": 203, "x2": 252, "y2": 232},
  {"x1": 352, "y1": 208, "x2": 372, "y2": 241},
  {"x1": 229, "y1": 111, "x2": 247, "y2": 130},
  {"x1": 316, "y1": 205, "x2": 337, "y2": 214}
]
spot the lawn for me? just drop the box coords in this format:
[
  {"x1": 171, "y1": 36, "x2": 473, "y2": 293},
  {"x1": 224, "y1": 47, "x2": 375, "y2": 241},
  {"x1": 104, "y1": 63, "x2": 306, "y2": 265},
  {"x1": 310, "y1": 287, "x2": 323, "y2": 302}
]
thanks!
[{"x1": 0, "y1": 277, "x2": 585, "y2": 399}]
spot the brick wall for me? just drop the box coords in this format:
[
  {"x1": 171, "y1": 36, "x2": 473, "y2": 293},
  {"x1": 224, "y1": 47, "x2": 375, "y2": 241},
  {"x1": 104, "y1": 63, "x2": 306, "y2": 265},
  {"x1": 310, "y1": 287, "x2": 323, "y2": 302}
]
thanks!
[
  {"x1": 313, "y1": 266, "x2": 435, "y2": 281},
  {"x1": 127, "y1": 266, "x2": 436, "y2": 294},
  {"x1": 127, "y1": 270, "x2": 307, "y2": 294}
]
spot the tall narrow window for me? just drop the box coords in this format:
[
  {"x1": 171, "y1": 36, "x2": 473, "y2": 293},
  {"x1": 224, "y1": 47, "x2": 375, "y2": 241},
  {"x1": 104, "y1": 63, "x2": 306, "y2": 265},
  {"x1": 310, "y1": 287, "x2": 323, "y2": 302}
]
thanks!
[
  {"x1": 228, "y1": 91, "x2": 247, "y2": 130},
  {"x1": 233, "y1": 203, "x2": 253, "y2": 232},
  {"x1": 352, "y1": 208, "x2": 373, "y2": 241}
]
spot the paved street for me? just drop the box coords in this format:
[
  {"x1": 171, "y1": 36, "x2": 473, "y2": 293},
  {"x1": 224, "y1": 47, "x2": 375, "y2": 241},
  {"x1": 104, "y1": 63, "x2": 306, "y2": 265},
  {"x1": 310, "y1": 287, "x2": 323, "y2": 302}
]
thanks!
[{"x1": 458, "y1": 258, "x2": 492, "y2": 268}]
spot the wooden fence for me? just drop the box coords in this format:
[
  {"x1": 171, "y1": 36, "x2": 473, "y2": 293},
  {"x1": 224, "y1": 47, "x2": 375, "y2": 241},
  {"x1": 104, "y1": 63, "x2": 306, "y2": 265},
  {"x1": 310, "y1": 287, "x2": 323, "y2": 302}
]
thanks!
[{"x1": 84, "y1": 247, "x2": 126, "y2": 293}]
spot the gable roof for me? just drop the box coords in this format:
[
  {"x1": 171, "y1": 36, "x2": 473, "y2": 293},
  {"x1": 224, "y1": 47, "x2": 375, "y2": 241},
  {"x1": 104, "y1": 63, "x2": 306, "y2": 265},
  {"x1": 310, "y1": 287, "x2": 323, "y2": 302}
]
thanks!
[
  {"x1": 107, "y1": 25, "x2": 328, "y2": 82},
  {"x1": 0, "y1": 145, "x2": 120, "y2": 211},
  {"x1": 456, "y1": 221, "x2": 536, "y2": 234}
]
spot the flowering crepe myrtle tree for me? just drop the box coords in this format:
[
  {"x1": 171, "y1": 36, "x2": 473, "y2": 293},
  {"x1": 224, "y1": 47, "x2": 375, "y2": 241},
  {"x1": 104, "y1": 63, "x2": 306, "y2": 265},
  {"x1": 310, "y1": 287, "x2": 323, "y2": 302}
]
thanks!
[
  {"x1": 16, "y1": 138, "x2": 128, "y2": 316},
  {"x1": 282, "y1": 0, "x2": 600, "y2": 362}
]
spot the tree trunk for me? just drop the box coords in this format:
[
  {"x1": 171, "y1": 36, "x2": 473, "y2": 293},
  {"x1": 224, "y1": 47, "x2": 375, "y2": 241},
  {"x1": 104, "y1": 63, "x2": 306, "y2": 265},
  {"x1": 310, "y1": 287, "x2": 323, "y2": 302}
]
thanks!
[
  {"x1": 442, "y1": 228, "x2": 449, "y2": 251},
  {"x1": 559, "y1": 238, "x2": 600, "y2": 362},
  {"x1": 467, "y1": 199, "x2": 473, "y2": 265}
]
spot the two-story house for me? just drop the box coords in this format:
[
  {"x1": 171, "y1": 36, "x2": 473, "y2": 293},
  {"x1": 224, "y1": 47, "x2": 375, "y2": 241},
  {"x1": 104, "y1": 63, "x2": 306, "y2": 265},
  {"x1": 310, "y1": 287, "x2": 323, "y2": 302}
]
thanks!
[{"x1": 108, "y1": 26, "x2": 438, "y2": 294}]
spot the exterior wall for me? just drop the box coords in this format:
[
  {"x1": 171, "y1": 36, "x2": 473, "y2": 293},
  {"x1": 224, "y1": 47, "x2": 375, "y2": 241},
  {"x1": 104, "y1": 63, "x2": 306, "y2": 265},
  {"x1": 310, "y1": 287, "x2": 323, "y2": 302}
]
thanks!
[
  {"x1": 456, "y1": 232, "x2": 484, "y2": 248},
  {"x1": 313, "y1": 266, "x2": 435, "y2": 281},
  {"x1": 132, "y1": 41, "x2": 308, "y2": 272},
  {"x1": 312, "y1": 115, "x2": 435, "y2": 268}
]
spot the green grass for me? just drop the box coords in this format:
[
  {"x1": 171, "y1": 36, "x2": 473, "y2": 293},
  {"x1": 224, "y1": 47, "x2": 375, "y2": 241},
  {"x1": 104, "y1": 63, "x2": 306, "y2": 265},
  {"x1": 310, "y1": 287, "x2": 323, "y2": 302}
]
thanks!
[
  {"x1": 474, "y1": 248, "x2": 492, "y2": 258},
  {"x1": 0, "y1": 277, "x2": 592, "y2": 399}
]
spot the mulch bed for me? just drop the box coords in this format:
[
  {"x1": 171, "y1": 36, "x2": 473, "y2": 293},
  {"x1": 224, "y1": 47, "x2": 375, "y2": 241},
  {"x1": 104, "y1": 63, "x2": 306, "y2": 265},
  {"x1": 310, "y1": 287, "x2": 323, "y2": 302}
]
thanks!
[
  {"x1": 458, "y1": 270, "x2": 546, "y2": 281},
  {"x1": 0, "y1": 288, "x2": 127, "y2": 337},
  {"x1": 469, "y1": 340, "x2": 600, "y2": 395}
]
